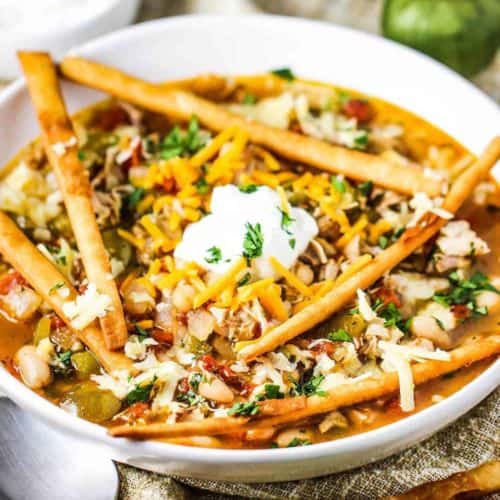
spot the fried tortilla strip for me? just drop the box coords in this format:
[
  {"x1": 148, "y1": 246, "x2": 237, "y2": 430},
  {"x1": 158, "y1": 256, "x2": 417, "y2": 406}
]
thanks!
[
  {"x1": 0, "y1": 211, "x2": 132, "y2": 373},
  {"x1": 161, "y1": 73, "x2": 336, "y2": 109},
  {"x1": 108, "y1": 334, "x2": 499, "y2": 440},
  {"x1": 245, "y1": 334, "x2": 500, "y2": 431},
  {"x1": 60, "y1": 56, "x2": 443, "y2": 197},
  {"x1": 238, "y1": 137, "x2": 500, "y2": 360},
  {"x1": 384, "y1": 460, "x2": 500, "y2": 500},
  {"x1": 109, "y1": 416, "x2": 249, "y2": 440},
  {"x1": 19, "y1": 51, "x2": 128, "y2": 350}
]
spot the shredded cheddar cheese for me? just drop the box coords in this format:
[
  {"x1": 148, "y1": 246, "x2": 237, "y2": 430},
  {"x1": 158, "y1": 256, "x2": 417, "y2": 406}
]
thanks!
[
  {"x1": 117, "y1": 228, "x2": 145, "y2": 249},
  {"x1": 336, "y1": 215, "x2": 368, "y2": 248},
  {"x1": 269, "y1": 256, "x2": 312, "y2": 297},
  {"x1": 189, "y1": 126, "x2": 238, "y2": 169},
  {"x1": 193, "y1": 257, "x2": 246, "y2": 308},
  {"x1": 258, "y1": 284, "x2": 288, "y2": 321}
]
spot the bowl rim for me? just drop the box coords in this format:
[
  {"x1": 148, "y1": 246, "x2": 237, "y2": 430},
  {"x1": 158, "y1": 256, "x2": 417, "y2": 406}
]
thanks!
[{"x1": 0, "y1": 13, "x2": 499, "y2": 465}]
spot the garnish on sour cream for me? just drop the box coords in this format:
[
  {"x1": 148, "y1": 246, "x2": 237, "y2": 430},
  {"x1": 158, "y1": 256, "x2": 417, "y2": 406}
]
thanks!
[{"x1": 174, "y1": 185, "x2": 318, "y2": 279}]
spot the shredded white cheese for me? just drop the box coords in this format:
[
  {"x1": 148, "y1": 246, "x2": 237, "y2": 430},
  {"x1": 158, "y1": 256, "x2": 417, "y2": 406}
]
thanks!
[
  {"x1": 62, "y1": 283, "x2": 113, "y2": 330},
  {"x1": 407, "y1": 193, "x2": 453, "y2": 227},
  {"x1": 52, "y1": 137, "x2": 77, "y2": 157},
  {"x1": 379, "y1": 341, "x2": 451, "y2": 412},
  {"x1": 356, "y1": 288, "x2": 377, "y2": 321}
]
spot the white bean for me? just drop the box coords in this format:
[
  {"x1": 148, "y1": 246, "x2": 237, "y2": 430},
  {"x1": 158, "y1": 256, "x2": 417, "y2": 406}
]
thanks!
[
  {"x1": 198, "y1": 377, "x2": 234, "y2": 403},
  {"x1": 14, "y1": 345, "x2": 52, "y2": 389},
  {"x1": 275, "y1": 428, "x2": 313, "y2": 448},
  {"x1": 172, "y1": 282, "x2": 196, "y2": 313},
  {"x1": 476, "y1": 291, "x2": 500, "y2": 310},
  {"x1": 188, "y1": 309, "x2": 215, "y2": 341}
]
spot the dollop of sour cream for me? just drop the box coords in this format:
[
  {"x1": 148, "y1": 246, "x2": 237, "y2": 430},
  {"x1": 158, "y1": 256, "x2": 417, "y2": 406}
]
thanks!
[{"x1": 174, "y1": 185, "x2": 318, "y2": 279}]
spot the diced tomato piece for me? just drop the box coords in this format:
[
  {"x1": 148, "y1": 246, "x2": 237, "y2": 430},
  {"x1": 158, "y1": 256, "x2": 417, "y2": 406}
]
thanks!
[
  {"x1": 161, "y1": 177, "x2": 176, "y2": 194},
  {"x1": 375, "y1": 287, "x2": 402, "y2": 308},
  {"x1": 50, "y1": 316, "x2": 66, "y2": 330},
  {"x1": 130, "y1": 141, "x2": 142, "y2": 167},
  {"x1": 151, "y1": 328, "x2": 174, "y2": 346},
  {"x1": 200, "y1": 354, "x2": 217, "y2": 372},
  {"x1": 126, "y1": 402, "x2": 149, "y2": 419},
  {"x1": 311, "y1": 340, "x2": 335, "y2": 357},
  {"x1": 342, "y1": 99, "x2": 374, "y2": 123},
  {"x1": 452, "y1": 304, "x2": 471, "y2": 321},
  {"x1": 0, "y1": 271, "x2": 27, "y2": 295},
  {"x1": 178, "y1": 377, "x2": 190, "y2": 393},
  {"x1": 239, "y1": 381, "x2": 255, "y2": 397}
]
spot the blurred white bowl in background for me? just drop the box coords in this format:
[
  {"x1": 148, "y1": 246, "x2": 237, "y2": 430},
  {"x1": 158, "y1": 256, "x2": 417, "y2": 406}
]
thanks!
[{"x1": 0, "y1": 0, "x2": 140, "y2": 79}]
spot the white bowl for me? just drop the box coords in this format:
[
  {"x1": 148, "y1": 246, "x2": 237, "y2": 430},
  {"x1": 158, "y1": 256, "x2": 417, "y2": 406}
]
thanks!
[
  {"x1": 0, "y1": 15, "x2": 499, "y2": 482},
  {"x1": 0, "y1": 0, "x2": 140, "y2": 79}
]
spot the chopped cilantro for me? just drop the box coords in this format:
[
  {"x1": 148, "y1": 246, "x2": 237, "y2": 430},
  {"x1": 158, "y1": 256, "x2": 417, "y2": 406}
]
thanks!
[
  {"x1": 278, "y1": 207, "x2": 295, "y2": 234},
  {"x1": 256, "y1": 383, "x2": 284, "y2": 400},
  {"x1": 55, "y1": 255, "x2": 67, "y2": 266},
  {"x1": 126, "y1": 377, "x2": 156, "y2": 405},
  {"x1": 328, "y1": 329, "x2": 353, "y2": 342},
  {"x1": 358, "y1": 180, "x2": 373, "y2": 197},
  {"x1": 77, "y1": 150, "x2": 86, "y2": 161},
  {"x1": 270, "y1": 442, "x2": 279, "y2": 449},
  {"x1": 194, "y1": 177, "x2": 210, "y2": 195},
  {"x1": 57, "y1": 350, "x2": 72, "y2": 366},
  {"x1": 135, "y1": 325, "x2": 150, "y2": 341},
  {"x1": 377, "y1": 302, "x2": 409, "y2": 332},
  {"x1": 292, "y1": 374, "x2": 326, "y2": 397},
  {"x1": 205, "y1": 246, "x2": 223, "y2": 264},
  {"x1": 126, "y1": 187, "x2": 145, "y2": 209},
  {"x1": 433, "y1": 316, "x2": 445, "y2": 330},
  {"x1": 331, "y1": 175, "x2": 346, "y2": 193},
  {"x1": 392, "y1": 227, "x2": 406, "y2": 241},
  {"x1": 159, "y1": 115, "x2": 204, "y2": 160},
  {"x1": 378, "y1": 235, "x2": 389, "y2": 249},
  {"x1": 237, "y1": 272, "x2": 252, "y2": 287},
  {"x1": 189, "y1": 372, "x2": 202, "y2": 391},
  {"x1": 239, "y1": 184, "x2": 259, "y2": 194},
  {"x1": 228, "y1": 401, "x2": 260, "y2": 417},
  {"x1": 243, "y1": 94, "x2": 257, "y2": 105},
  {"x1": 432, "y1": 271, "x2": 500, "y2": 318},
  {"x1": 289, "y1": 238, "x2": 296, "y2": 249},
  {"x1": 287, "y1": 437, "x2": 312, "y2": 447},
  {"x1": 49, "y1": 282, "x2": 65, "y2": 295},
  {"x1": 242, "y1": 222, "x2": 264, "y2": 260},
  {"x1": 270, "y1": 67, "x2": 295, "y2": 81},
  {"x1": 353, "y1": 131, "x2": 369, "y2": 150}
]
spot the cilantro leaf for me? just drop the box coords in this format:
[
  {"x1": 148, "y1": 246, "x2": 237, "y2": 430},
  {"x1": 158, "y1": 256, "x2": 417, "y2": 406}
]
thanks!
[
  {"x1": 159, "y1": 116, "x2": 204, "y2": 160},
  {"x1": 237, "y1": 272, "x2": 252, "y2": 287},
  {"x1": 270, "y1": 67, "x2": 295, "y2": 81},
  {"x1": 331, "y1": 176, "x2": 346, "y2": 193},
  {"x1": 194, "y1": 177, "x2": 210, "y2": 195},
  {"x1": 239, "y1": 184, "x2": 259, "y2": 194},
  {"x1": 135, "y1": 324, "x2": 150, "y2": 341},
  {"x1": 205, "y1": 246, "x2": 223, "y2": 264},
  {"x1": 289, "y1": 238, "x2": 296, "y2": 249},
  {"x1": 292, "y1": 374, "x2": 326, "y2": 397},
  {"x1": 278, "y1": 207, "x2": 295, "y2": 235},
  {"x1": 328, "y1": 329, "x2": 353, "y2": 342},
  {"x1": 57, "y1": 350, "x2": 72, "y2": 366},
  {"x1": 49, "y1": 282, "x2": 65, "y2": 295},
  {"x1": 378, "y1": 235, "x2": 389, "y2": 249},
  {"x1": 432, "y1": 271, "x2": 499, "y2": 318},
  {"x1": 243, "y1": 94, "x2": 257, "y2": 105},
  {"x1": 287, "y1": 437, "x2": 311, "y2": 447},
  {"x1": 242, "y1": 222, "x2": 264, "y2": 260},
  {"x1": 228, "y1": 401, "x2": 260, "y2": 416},
  {"x1": 126, "y1": 187, "x2": 145, "y2": 209},
  {"x1": 126, "y1": 377, "x2": 156, "y2": 405},
  {"x1": 256, "y1": 383, "x2": 284, "y2": 400},
  {"x1": 358, "y1": 180, "x2": 373, "y2": 197}
]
